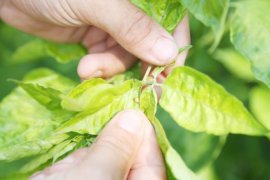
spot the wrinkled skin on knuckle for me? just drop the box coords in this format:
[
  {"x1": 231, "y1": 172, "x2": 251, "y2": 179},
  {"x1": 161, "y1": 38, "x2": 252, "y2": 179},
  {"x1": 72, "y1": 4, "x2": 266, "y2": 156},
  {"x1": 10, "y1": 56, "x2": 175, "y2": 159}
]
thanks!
[{"x1": 120, "y1": 9, "x2": 153, "y2": 49}]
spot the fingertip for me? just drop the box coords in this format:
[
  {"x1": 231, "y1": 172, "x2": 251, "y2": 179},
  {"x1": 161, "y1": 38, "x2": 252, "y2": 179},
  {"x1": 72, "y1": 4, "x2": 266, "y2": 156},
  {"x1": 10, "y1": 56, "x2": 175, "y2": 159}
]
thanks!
[
  {"x1": 77, "y1": 54, "x2": 101, "y2": 79},
  {"x1": 150, "y1": 35, "x2": 179, "y2": 65}
]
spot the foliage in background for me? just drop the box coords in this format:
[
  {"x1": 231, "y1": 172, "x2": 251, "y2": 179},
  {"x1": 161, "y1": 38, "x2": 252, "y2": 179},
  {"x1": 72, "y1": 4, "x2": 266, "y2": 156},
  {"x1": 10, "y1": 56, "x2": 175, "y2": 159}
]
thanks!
[{"x1": 0, "y1": 0, "x2": 270, "y2": 179}]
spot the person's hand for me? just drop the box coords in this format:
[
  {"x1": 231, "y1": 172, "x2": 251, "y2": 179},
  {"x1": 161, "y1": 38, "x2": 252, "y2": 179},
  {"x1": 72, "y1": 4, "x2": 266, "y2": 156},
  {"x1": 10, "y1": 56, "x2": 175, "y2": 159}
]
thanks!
[
  {"x1": 0, "y1": 0, "x2": 190, "y2": 80},
  {"x1": 30, "y1": 110, "x2": 166, "y2": 180}
]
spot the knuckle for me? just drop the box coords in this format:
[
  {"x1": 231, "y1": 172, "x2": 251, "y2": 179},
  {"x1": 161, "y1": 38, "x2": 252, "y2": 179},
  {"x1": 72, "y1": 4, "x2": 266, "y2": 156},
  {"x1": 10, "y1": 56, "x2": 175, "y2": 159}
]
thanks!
[{"x1": 120, "y1": 10, "x2": 153, "y2": 48}]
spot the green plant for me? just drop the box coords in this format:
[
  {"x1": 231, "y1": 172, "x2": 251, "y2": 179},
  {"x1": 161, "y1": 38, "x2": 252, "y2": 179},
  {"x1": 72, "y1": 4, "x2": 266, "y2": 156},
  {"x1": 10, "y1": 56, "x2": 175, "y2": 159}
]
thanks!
[{"x1": 1, "y1": 0, "x2": 270, "y2": 179}]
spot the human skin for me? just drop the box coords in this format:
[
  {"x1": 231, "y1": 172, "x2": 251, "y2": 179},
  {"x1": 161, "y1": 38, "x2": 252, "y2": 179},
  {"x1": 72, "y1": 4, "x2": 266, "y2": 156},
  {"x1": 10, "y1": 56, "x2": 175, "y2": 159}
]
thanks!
[
  {"x1": 0, "y1": 1, "x2": 190, "y2": 179},
  {"x1": 30, "y1": 110, "x2": 166, "y2": 180},
  {"x1": 0, "y1": 0, "x2": 190, "y2": 80}
]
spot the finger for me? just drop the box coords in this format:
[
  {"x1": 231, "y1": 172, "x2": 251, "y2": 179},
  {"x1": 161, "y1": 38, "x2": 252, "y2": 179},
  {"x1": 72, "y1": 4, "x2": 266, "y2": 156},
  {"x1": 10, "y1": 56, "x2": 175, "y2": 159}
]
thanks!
[
  {"x1": 128, "y1": 115, "x2": 166, "y2": 180},
  {"x1": 88, "y1": 41, "x2": 108, "y2": 53},
  {"x1": 163, "y1": 16, "x2": 191, "y2": 76},
  {"x1": 6, "y1": 0, "x2": 178, "y2": 65},
  {"x1": 81, "y1": 27, "x2": 108, "y2": 49},
  {"x1": 54, "y1": 0, "x2": 178, "y2": 65},
  {"x1": 86, "y1": 36, "x2": 118, "y2": 53},
  {"x1": 31, "y1": 110, "x2": 148, "y2": 180},
  {"x1": 71, "y1": 110, "x2": 148, "y2": 179},
  {"x1": 90, "y1": 1, "x2": 178, "y2": 65},
  {"x1": 77, "y1": 45, "x2": 137, "y2": 79},
  {"x1": 31, "y1": 148, "x2": 88, "y2": 178}
]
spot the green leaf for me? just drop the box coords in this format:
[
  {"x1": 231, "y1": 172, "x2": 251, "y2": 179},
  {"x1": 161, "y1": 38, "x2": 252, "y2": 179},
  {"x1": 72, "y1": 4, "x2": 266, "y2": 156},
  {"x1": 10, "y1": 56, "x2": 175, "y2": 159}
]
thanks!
[
  {"x1": 107, "y1": 63, "x2": 142, "y2": 85},
  {"x1": 160, "y1": 66, "x2": 268, "y2": 136},
  {"x1": 0, "y1": 133, "x2": 94, "y2": 178},
  {"x1": 10, "y1": 39, "x2": 45, "y2": 64},
  {"x1": 0, "y1": 68, "x2": 82, "y2": 178},
  {"x1": 56, "y1": 80, "x2": 142, "y2": 135},
  {"x1": 213, "y1": 48, "x2": 255, "y2": 81},
  {"x1": 14, "y1": 81, "x2": 63, "y2": 111},
  {"x1": 180, "y1": 0, "x2": 229, "y2": 49},
  {"x1": 250, "y1": 86, "x2": 270, "y2": 131},
  {"x1": 0, "y1": 22, "x2": 34, "y2": 63},
  {"x1": 45, "y1": 41, "x2": 86, "y2": 63},
  {"x1": 0, "y1": 68, "x2": 75, "y2": 148},
  {"x1": 8, "y1": 38, "x2": 86, "y2": 64},
  {"x1": 157, "y1": 106, "x2": 226, "y2": 172},
  {"x1": 23, "y1": 68, "x2": 76, "y2": 91},
  {"x1": 131, "y1": 0, "x2": 186, "y2": 33},
  {"x1": 230, "y1": 0, "x2": 270, "y2": 88},
  {"x1": 61, "y1": 78, "x2": 107, "y2": 111},
  {"x1": 0, "y1": 134, "x2": 69, "y2": 162},
  {"x1": 140, "y1": 87, "x2": 197, "y2": 180},
  {"x1": 18, "y1": 134, "x2": 93, "y2": 174}
]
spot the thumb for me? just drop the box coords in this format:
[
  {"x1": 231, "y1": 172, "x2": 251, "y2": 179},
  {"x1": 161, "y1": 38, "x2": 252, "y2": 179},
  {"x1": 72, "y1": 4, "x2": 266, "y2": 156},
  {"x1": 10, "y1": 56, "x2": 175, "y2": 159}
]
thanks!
[
  {"x1": 59, "y1": 110, "x2": 147, "y2": 180},
  {"x1": 79, "y1": 110, "x2": 147, "y2": 179}
]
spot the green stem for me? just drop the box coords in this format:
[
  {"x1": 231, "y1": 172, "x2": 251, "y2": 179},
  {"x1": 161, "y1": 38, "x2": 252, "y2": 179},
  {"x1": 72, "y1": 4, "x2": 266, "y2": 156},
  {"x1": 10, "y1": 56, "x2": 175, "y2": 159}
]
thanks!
[{"x1": 143, "y1": 65, "x2": 152, "y2": 82}]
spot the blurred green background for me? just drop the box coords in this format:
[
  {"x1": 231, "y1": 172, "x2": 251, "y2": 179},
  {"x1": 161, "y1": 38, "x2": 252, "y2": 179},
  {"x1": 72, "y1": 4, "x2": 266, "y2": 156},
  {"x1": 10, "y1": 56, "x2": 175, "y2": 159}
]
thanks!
[{"x1": 1, "y1": 11, "x2": 270, "y2": 180}]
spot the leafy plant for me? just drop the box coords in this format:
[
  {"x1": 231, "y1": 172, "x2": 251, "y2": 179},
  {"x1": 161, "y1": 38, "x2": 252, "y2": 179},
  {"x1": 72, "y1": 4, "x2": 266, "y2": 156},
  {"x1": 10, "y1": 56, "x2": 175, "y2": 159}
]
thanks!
[{"x1": 1, "y1": 0, "x2": 270, "y2": 179}]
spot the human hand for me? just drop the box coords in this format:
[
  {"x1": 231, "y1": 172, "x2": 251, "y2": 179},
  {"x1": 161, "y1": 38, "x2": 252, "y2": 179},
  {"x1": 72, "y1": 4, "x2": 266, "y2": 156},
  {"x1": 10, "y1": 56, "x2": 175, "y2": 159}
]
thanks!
[
  {"x1": 30, "y1": 110, "x2": 166, "y2": 180},
  {"x1": 0, "y1": 0, "x2": 190, "y2": 80}
]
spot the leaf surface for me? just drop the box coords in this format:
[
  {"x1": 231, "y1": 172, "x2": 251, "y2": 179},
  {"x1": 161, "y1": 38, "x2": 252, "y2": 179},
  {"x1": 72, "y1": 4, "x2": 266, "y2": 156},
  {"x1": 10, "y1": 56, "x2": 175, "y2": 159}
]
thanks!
[
  {"x1": 131, "y1": 0, "x2": 186, "y2": 33},
  {"x1": 56, "y1": 80, "x2": 142, "y2": 135},
  {"x1": 230, "y1": 0, "x2": 270, "y2": 87},
  {"x1": 250, "y1": 86, "x2": 270, "y2": 131},
  {"x1": 140, "y1": 87, "x2": 197, "y2": 180},
  {"x1": 180, "y1": 0, "x2": 229, "y2": 48},
  {"x1": 160, "y1": 66, "x2": 268, "y2": 135}
]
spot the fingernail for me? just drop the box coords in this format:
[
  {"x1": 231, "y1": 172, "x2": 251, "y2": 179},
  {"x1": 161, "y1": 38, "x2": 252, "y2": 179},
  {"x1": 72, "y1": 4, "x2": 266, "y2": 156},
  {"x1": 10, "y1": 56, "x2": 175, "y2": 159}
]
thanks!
[
  {"x1": 91, "y1": 70, "x2": 103, "y2": 78},
  {"x1": 116, "y1": 110, "x2": 144, "y2": 134},
  {"x1": 30, "y1": 173, "x2": 45, "y2": 180},
  {"x1": 152, "y1": 36, "x2": 178, "y2": 63}
]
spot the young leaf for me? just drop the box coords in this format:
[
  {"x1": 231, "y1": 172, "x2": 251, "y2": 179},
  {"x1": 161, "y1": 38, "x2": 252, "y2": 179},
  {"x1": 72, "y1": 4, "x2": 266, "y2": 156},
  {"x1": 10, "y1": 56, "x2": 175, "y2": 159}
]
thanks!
[
  {"x1": 230, "y1": 0, "x2": 270, "y2": 88},
  {"x1": 140, "y1": 87, "x2": 197, "y2": 180},
  {"x1": 160, "y1": 66, "x2": 268, "y2": 136},
  {"x1": 131, "y1": 0, "x2": 186, "y2": 33},
  {"x1": 14, "y1": 81, "x2": 63, "y2": 111},
  {"x1": 56, "y1": 80, "x2": 142, "y2": 135},
  {"x1": 180, "y1": 0, "x2": 229, "y2": 49},
  {"x1": 61, "y1": 78, "x2": 107, "y2": 111}
]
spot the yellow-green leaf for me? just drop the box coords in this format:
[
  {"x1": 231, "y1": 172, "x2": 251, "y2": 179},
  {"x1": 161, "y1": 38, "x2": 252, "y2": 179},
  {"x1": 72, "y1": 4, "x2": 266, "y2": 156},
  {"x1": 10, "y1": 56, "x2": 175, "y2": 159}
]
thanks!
[{"x1": 160, "y1": 66, "x2": 268, "y2": 136}]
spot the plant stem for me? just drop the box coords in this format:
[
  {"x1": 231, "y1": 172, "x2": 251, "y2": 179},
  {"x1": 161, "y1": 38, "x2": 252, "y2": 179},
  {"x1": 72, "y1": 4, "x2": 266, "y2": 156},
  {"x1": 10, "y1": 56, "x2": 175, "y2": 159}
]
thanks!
[{"x1": 143, "y1": 65, "x2": 152, "y2": 82}]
